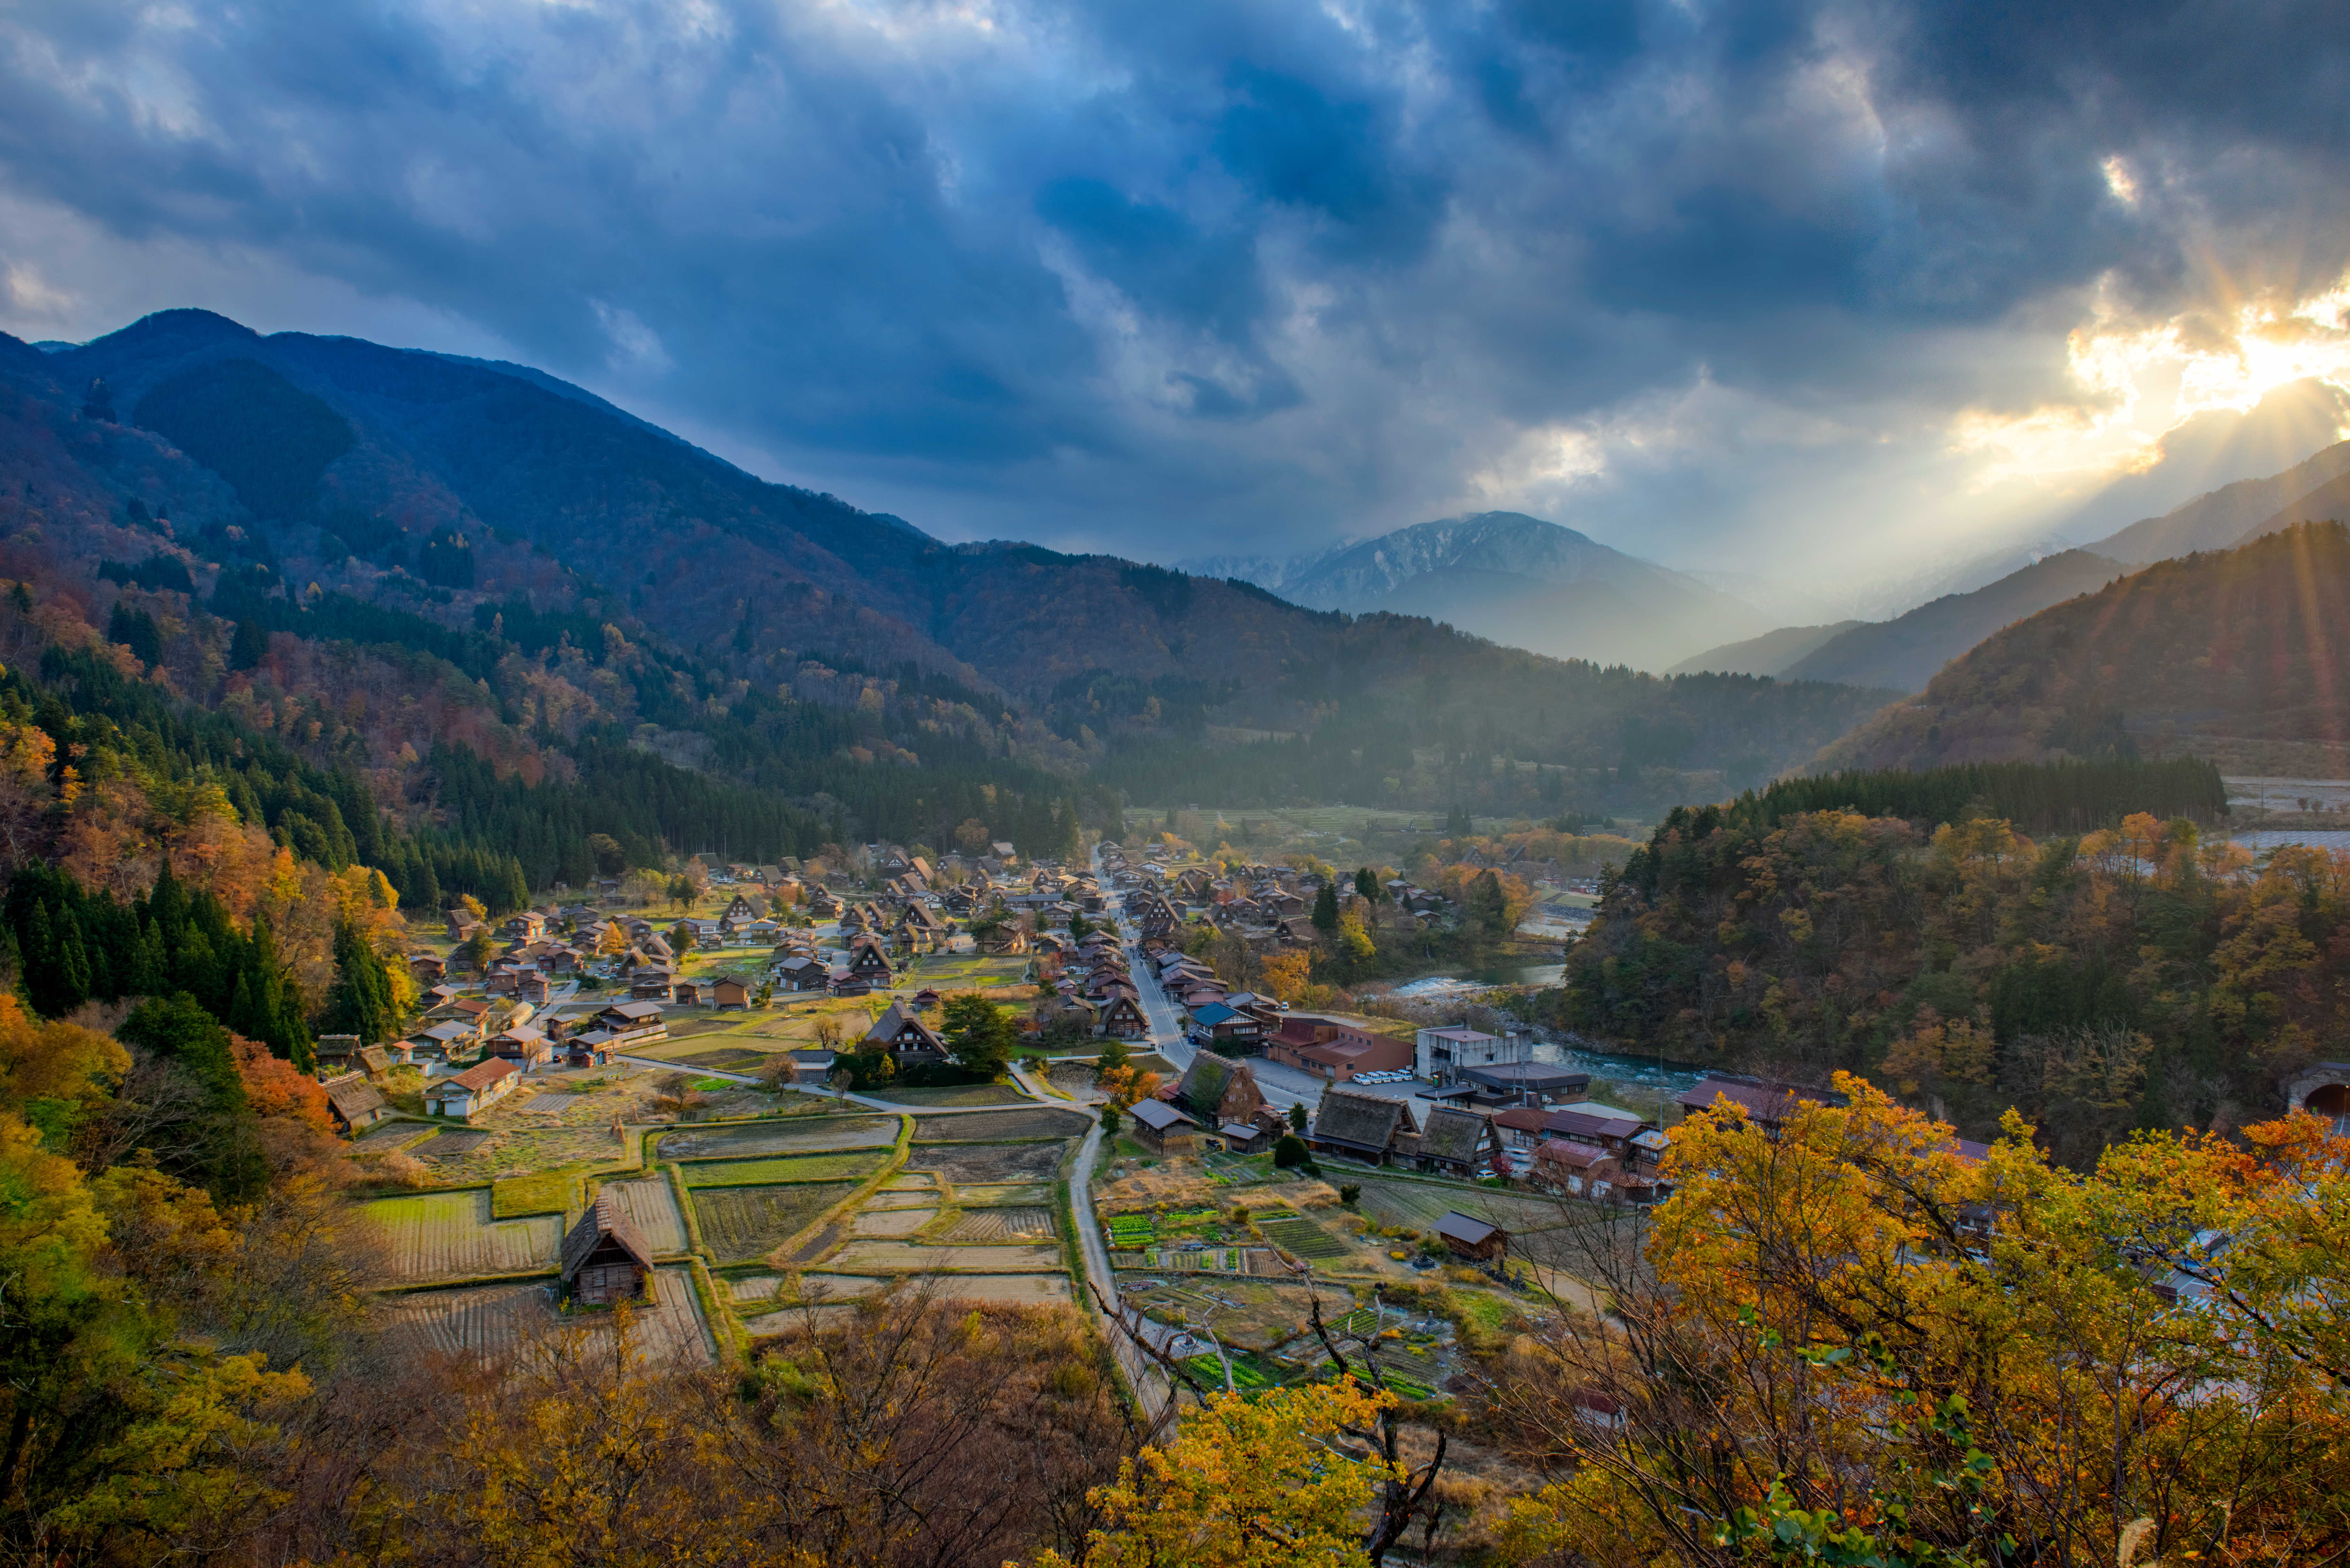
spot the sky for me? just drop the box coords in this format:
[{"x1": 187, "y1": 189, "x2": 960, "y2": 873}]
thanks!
[{"x1": 3, "y1": 0, "x2": 2349, "y2": 583}]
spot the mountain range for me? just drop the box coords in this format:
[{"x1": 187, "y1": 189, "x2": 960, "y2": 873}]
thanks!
[
  {"x1": 1179, "y1": 511, "x2": 1776, "y2": 671},
  {"x1": 0, "y1": 308, "x2": 1897, "y2": 843}
]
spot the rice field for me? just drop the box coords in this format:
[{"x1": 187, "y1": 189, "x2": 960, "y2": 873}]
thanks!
[
  {"x1": 1351, "y1": 1179, "x2": 1588, "y2": 1237},
  {"x1": 910, "y1": 1109, "x2": 1088, "y2": 1142},
  {"x1": 600, "y1": 1178, "x2": 690, "y2": 1254},
  {"x1": 679, "y1": 1151, "x2": 889, "y2": 1187},
  {"x1": 850, "y1": 1207, "x2": 937, "y2": 1237},
  {"x1": 955, "y1": 1182, "x2": 1050, "y2": 1204},
  {"x1": 383, "y1": 1268, "x2": 713, "y2": 1364},
  {"x1": 658, "y1": 1117, "x2": 897, "y2": 1159},
  {"x1": 692, "y1": 1183, "x2": 858, "y2": 1262},
  {"x1": 827, "y1": 1241, "x2": 1063, "y2": 1272},
  {"x1": 908, "y1": 1142, "x2": 1066, "y2": 1185},
  {"x1": 868, "y1": 1083, "x2": 1033, "y2": 1108},
  {"x1": 364, "y1": 1190, "x2": 564, "y2": 1282},
  {"x1": 944, "y1": 1208, "x2": 1055, "y2": 1242}
]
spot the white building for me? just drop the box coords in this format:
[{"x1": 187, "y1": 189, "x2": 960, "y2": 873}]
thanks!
[{"x1": 1415, "y1": 1024, "x2": 1534, "y2": 1085}]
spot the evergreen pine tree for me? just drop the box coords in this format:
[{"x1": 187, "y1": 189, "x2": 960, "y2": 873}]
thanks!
[
  {"x1": 20, "y1": 902, "x2": 60, "y2": 1016},
  {"x1": 328, "y1": 922, "x2": 396, "y2": 1043},
  {"x1": 227, "y1": 969, "x2": 260, "y2": 1040},
  {"x1": 53, "y1": 913, "x2": 92, "y2": 1017},
  {"x1": 128, "y1": 920, "x2": 166, "y2": 996},
  {"x1": 1311, "y1": 882, "x2": 1339, "y2": 932}
]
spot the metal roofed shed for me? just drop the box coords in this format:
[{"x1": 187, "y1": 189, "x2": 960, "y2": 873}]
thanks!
[{"x1": 1434, "y1": 1211, "x2": 1508, "y2": 1262}]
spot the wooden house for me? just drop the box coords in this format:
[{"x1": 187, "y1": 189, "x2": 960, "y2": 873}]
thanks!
[
  {"x1": 709, "y1": 974, "x2": 752, "y2": 1009},
  {"x1": 844, "y1": 939, "x2": 895, "y2": 988},
  {"x1": 1308, "y1": 1087, "x2": 1419, "y2": 1166},
  {"x1": 862, "y1": 1001, "x2": 947, "y2": 1063},
  {"x1": 1127, "y1": 1098, "x2": 1197, "y2": 1155},
  {"x1": 423, "y1": 1058, "x2": 521, "y2": 1120},
  {"x1": 774, "y1": 955, "x2": 828, "y2": 991},
  {"x1": 323, "y1": 1073, "x2": 389, "y2": 1135},
  {"x1": 1175, "y1": 1052, "x2": 1268, "y2": 1128},
  {"x1": 1433, "y1": 1212, "x2": 1509, "y2": 1265},
  {"x1": 559, "y1": 1195, "x2": 655, "y2": 1305},
  {"x1": 1097, "y1": 991, "x2": 1150, "y2": 1038},
  {"x1": 1416, "y1": 1106, "x2": 1505, "y2": 1179},
  {"x1": 409, "y1": 953, "x2": 447, "y2": 984},
  {"x1": 487, "y1": 1025, "x2": 551, "y2": 1069}
]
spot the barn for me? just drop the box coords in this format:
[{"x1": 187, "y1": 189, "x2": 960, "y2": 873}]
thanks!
[{"x1": 560, "y1": 1194, "x2": 656, "y2": 1305}]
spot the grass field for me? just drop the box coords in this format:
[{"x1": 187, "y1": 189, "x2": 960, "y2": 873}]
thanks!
[
  {"x1": 869, "y1": 1084, "x2": 1032, "y2": 1108},
  {"x1": 1351, "y1": 1179, "x2": 1588, "y2": 1237},
  {"x1": 599, "y1": 1178, "x2": 690, "y2": 1254},
  {"x1": 693, "y1": 1183, "x2": 858, "y2": 1262},
  {"x1": 911, "y1": 1109, "x2": 1088, "y2": 1141},
  {"x1": 657, "y1": 1117, "x2": 897, "y2": 1160},
  {"x1": 364, "y1": 1190, "x2": 564, "y2": 1281},
  {"x1": 490, "y1": 1170, "x2": 579, "y2": 1218},
  {"x1": 678, "y1": 1151, "x2": 889, "y2": 1187}
]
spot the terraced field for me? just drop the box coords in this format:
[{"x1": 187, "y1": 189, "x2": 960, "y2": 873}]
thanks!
[
  {"x1": 850, "y1": 1207, "x2": 937, "y2": 1237},
  {"x1": 693, "y1": 1183, "x2": 857, "y2": 1262},
  {"x1": 601, "y1": 1178, "x2": 690, "y2": 1254},
  {"x1": 384, "y1": 1268, "x2": 714, "y2": 1364},
  {"x1": 659, "y1": 1117, "x2": 897, "y2": 1159},
  {"x1": 827, "y1": 1241, "x2": 1062, "y2": 1272},
  {"x1": 910, "y1": 1109, "x2": 1088, "y2": 1142},
  {"x1": 1351, "y1": 1179, "x2": 1587, "y2": 1237},
  {"x1": 679, "y1": 1152, "x2": 889, "y2": 1187},
  {"x1": 908, "y1": 1142, "x2": 1066, "y2": 1185},
  {"x1": 945, "y1": 1207, "x2": 1055, "y2": 1242},
  {"x1": 364, "y1": 1190, "x2": 563, "y2": 1282}
]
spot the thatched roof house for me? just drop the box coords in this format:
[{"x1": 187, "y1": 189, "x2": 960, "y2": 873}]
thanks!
[
  {"x1": 560, "y1": 1194, "x2": 656, "y2": 1305},
  {"x1": 1308, "y1": 1087, "x2": 1418, "y2": 1165}
]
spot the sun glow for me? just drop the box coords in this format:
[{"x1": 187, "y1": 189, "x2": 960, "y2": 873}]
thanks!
[{"x1": 1953, "y1": 270, "x2": 2350, "y2": 487}]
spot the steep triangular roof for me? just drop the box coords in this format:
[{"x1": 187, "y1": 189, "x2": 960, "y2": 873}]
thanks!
[
  {"x1": 561, "y1": 1193, "x2": 656, "y2": 1279},
  {"x1": 1312, "y1": 1087, "x2": 1414, "y2": 1153},
  {"x1": 1420, "y1": 1106, "x2": 1495, "y2": 1164}
]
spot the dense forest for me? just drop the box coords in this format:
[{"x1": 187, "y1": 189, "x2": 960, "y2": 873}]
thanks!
[
  {"x1": 1828, "y1": 521, "x2": 2350, "y2": 770},
  {"x1": 1555, "y1": 764, "x2": 2341, "y2": 1160}
]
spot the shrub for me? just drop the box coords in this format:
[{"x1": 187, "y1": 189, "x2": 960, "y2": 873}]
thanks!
[
  {"x1": 1339, "y1": 1183, "x2": 1361, "y2": 1206},
  {"x1": 1272, "y1": 1134, "x2": 1308, "y2": 1169},
  {"x1": 1099, "y1": 1105, "x2": 1121, "y2": 1136}
]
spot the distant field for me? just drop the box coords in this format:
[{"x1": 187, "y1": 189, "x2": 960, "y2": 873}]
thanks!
[
  {"x1": 693, "y1": 1183, "x2": 857, "y2": 1262},
  {"x1": 1351, "y1": 1179, "x2": 1592, "y2": 1238},
  {"x1": 384, "y1": 1268, "x2": 713, "y2": 1364},
  {"x1": 869, "y1": 1084, "x2": 1032, "y2": 1109},
  {"x1": 909, "y1": 1142, "x2": 1066, "y2": 1185},
  {"x1": 911, "y1": 1109, "x2": 1088, "y2": 1142},
  {"x1": 827, "y1": 1241, "x2": 1062, "y2": 1272},
  {"x1": 679, "y1": 1152, "x2": 889, "y2": 1187},
  {"x1": 364, "y1": 1190, "x2": 563, "y2": 1282},
  {"x1": 490, "y1": 1170, "x2": 579, "y2": 1218},
  {"x1": 944, "y1": 1207, "x2": 1055, "y2": 1242},
  {"x1": 657, "y1": 1117, "x2": 897, "y2": 1160},
  {"x1": 599, "y1": 1178, "x2": 689, "y2": 1254}
]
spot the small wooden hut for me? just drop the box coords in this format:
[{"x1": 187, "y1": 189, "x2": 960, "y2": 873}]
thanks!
[{"x1": 560, "y1": 1194, "x2": 656, "y2": 1305}]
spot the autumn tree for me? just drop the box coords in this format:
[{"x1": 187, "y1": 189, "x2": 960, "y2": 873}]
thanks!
[{"x1": 1260, "y1": 950, "x2": 1311, "y2": 1006}]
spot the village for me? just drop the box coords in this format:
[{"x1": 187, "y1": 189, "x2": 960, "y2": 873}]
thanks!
[{"x1": 309, "y1": 811, "x2": 1826, "y2": 1397}]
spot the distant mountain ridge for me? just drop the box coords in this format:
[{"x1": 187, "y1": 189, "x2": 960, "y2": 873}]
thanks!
[
  {"x1": 2086, "y1": 439, "x2": 2350, "y2": 564},
  {"x1": 1777, "y1": 550, "x2": 2128, "y2": 694},
  {"x1": 1668, "y1": 622, "x2": 1866, "y2": 678},
  {"x1": 1182, "y1": 511, "x2": 1776, "y2": 671},
  {"x1": 1824, "y1": 523, "x2": 2350, "y2": 771}
]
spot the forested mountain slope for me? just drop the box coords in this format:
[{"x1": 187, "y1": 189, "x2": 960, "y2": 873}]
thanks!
[
  {"x1": 1825, "y1": 523, "x2": 2350, "y2": 771},
  {"x1": 11, "y1": 310, "x2": 1898, "y2": 824},
  {"x1": 1779, "y1": 549, "x2": 2126, "y2": 693}
]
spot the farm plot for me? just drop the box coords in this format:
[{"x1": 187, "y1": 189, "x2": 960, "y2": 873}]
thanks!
[
  {"x1": 412, "y1": 1126, "x2": 638, "y2": 1185},
  {"x1": 929, "y1": 1275, "x2": 1072, "y2": 1305},
  {"x1": 827, "y1": 1241, "x2": 1062, "y2": 1272},
  {"x1": 1255, "y1": 1216, "x2": 1355, "y2": 1264},
  {"x1": 600, "y1": 1179, "x2": 689, "y2": 1254},
  {"x1": 363, "y1": 1191, "x2": 563, "y2": 1282},
  {"x1": 693, "y1": 1183, "x2": 857, "y2": 1262},
  {"x1": 955, "y1": 1182, "x2": 1050, "y2": 1205},
  {"x1": 659, "y1": 1117, "x2": 896, "y2": 1160},
  {"x1": 1352, "y1": 1179, "x2": 1587, "y2": 1238},
  {"x1": 409, "y1": 1129, "x2": 492, "y2": 1159},
  {"x1": 909, "y1": 1142, "x2": 1066, "y2": 1185},
  {"x1": 944, "y1": 1208, "x2": 1054, "y2": 1242},
  {"x1": 871, "y1": 1083, "x2": 1032, "y2": 1108},
  {"x1": 680, "y1": 1152, "x2": 889, "y2": 1187},
  {"x1": 911, "y1": 1109, "x2": 1088, "y2": 1142},
  {"x1": 355, "y1": 1121, "x2": 438, "y2": 1152},
  {"x1": 380, "y1": 1280, "x2": 552, "y2": 1358},
  {"x1": 850, "y1": 1206, "x2": 937, "y2": 1237}
]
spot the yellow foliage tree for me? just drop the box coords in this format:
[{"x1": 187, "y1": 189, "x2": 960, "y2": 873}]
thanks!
[
  {"x1": 1260, "y1": 950, "x2": 1312, "y2": 1006},
  {"x1": 1030, "y1": 1379, "x2": 1403, "y2": 1568}
]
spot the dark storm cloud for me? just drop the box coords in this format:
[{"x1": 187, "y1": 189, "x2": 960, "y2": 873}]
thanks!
[{"x1": 0, "y1": 0, "x2": 2344, "y2": 564}]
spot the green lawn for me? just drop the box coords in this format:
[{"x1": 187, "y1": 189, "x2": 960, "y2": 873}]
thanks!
[
  {"x1": 678, "y1": 1151, "x2": 889, "y2": 1187},
  {"x1": 490, "y1": 1170, "x2": 580, "y2": 1218}
]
